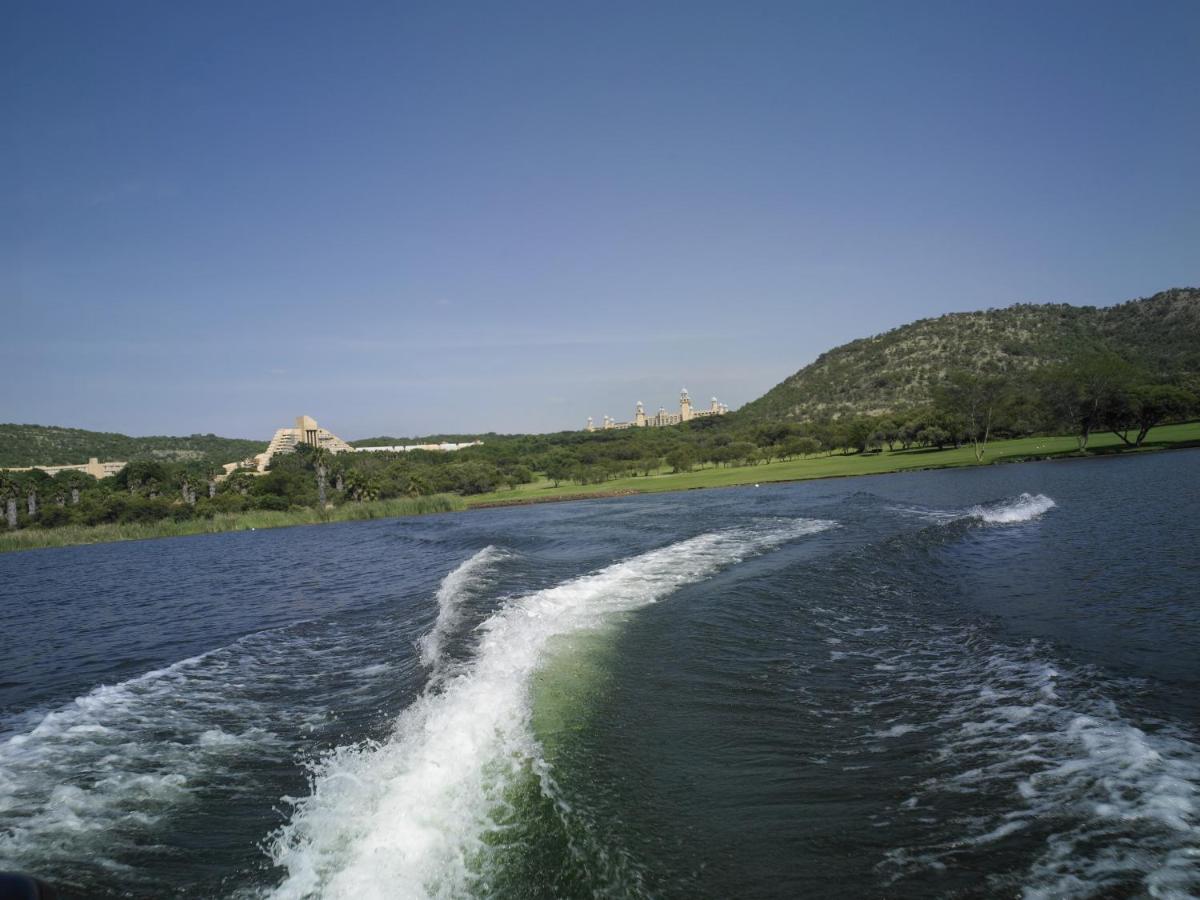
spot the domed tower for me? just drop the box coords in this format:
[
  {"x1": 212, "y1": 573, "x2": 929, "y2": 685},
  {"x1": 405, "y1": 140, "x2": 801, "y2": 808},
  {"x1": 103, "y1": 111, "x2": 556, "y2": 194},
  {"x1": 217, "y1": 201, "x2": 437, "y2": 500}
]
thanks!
[
  {"x1": 635, "y1": 401, "x2": 647, "y2": 427},
  {"x1": 680, "y1": 388, "x2": 693, "y2": 421}
]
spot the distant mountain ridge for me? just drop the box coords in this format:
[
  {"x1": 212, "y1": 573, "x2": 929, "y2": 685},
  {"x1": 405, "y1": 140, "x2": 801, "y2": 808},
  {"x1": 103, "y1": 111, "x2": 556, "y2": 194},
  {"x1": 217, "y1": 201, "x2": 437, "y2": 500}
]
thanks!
[
  {"x1": 737, "y1": 288, "x2": 1200, "y2": 422},
  {"x1": 0, "y1": 424, "x2": 265, "y2": 469}
]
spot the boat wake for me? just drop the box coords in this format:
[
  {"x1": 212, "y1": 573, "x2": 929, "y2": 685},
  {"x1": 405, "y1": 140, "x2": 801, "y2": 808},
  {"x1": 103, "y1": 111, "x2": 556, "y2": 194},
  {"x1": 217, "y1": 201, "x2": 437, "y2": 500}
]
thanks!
[
  {"x1": 417, "y1": 545, "x2": 509, "y2": 675},
  {"x1": 892, "y1": 492, "x2": 1056, "y2": 526},
  {"x1": 0, "y1": 616, "x2": 409, "y2": 880},
  {"x1": 969, "y1": 492, "x2": 1056, "y2": 524},
  {"x1": 265, "y1": 518, "x2": 834, "y2": 899}
]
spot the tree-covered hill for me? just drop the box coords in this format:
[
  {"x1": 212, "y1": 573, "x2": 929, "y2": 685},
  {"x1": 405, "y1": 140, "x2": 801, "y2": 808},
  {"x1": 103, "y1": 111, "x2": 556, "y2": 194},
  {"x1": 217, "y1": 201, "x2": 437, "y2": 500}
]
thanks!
[
  {"x1": 737, "y1": 288, "x2": 1200, "y2": 422},
  {"x1": 0, "y1": 424, "x2": 265, "y2": 468}
]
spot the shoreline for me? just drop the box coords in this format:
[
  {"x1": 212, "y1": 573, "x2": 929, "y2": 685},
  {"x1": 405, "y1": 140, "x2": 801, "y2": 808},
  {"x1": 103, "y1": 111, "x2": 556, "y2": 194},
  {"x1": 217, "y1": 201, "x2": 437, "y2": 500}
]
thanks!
[
  {"x1": 3, "y1": 425, "x2": 1197, "y2": 554},
  {"x1": 0, "y1": 494, "x2": 465, "y2": 555},
  {"x1": 464, "y1": 423, "x2": 1200, "y2": 510},
  {"x1": 466, "y1": 438, "x2": 1200, "y2": 510}
]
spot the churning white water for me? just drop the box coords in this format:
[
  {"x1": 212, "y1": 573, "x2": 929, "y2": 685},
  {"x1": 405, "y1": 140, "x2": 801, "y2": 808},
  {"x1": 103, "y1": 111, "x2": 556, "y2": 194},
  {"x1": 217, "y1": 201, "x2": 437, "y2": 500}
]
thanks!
[
  {"x1": 0, "y1": 641, "x2": 281, "y2": 870},
  {"x1": 969, "y1": 492, "x2": 1056, "y2": 525},
  {"x1": 417, "y1": 545, "x2": 509, "y2": 673},
  {"x1": 265, "y1": 519, "x2": 834, "y2": 900},
  {"x1": 892, "y1": 492, "x2": 1057, "y2": 526}
]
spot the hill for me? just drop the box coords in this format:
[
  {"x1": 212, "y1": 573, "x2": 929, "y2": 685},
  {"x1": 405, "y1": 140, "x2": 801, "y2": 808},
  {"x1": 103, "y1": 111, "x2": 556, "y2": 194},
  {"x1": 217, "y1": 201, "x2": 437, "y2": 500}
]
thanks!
[
  {"x1": 737, "y1": 288, "x2": 1200, "y2": 422},
  {"x1": 0, "y1": 424, "x2": 265, "y2": 468}
]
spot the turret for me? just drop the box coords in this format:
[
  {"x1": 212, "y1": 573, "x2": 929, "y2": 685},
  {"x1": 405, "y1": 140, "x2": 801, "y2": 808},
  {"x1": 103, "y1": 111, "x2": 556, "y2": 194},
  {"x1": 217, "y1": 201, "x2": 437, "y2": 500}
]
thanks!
[
  {"x1": 680, "y1": 388, "x2": 693, "y2": 421},
  {"x1": 635, "y1": 401, "x2": 647, "y2": 427}
]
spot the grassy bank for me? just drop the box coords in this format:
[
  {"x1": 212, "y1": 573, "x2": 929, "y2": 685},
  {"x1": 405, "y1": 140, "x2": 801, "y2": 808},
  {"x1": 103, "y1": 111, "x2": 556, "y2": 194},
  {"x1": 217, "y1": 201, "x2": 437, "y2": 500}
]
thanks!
[
  {"x1": 5, "y1": 423, "x2": 1197, "y2": 554},
  {"x1": 0, "y1": 494, "x2": 465, "y2": 554},
  {"x1": 466, "y1": 421, "x2": 1200, "y2": 507}
]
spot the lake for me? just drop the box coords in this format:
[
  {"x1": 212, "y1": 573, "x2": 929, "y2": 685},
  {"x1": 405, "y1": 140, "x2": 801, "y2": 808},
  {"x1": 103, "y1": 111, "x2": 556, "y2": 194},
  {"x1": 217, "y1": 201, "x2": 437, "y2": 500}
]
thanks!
[{"x1": 1, "y1": 450, "x2": 1198, "y2": 898}]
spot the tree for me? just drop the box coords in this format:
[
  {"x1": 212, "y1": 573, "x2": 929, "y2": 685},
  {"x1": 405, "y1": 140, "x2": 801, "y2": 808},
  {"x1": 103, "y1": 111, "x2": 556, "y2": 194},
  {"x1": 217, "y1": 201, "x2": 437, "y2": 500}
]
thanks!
[
  {"x1": 1103, "y1": 384, "x2": 1196, "y2": 447},
  {"x1": 795, "y1": 436, "x2": 821, "y2": 457},
  {"x1": 1039, "y1": 352, "x2": 1138, "y2": 450},
  {"x1": 637, "y1": 456, "x2": 661, "y2": 476},
  {"x1": 312, "y1": 448, "x2": 330, "y2": 507},
  {"x1": 934, "y1": 372, "x2": 1011, "y2": 462},
  {"x1": 178, "y1": 473, "x2": 197, "y2": 506},
  {"x1": 205, "y1": 466, "x2": 220, "y2": 499},
  {"x1": 120, "y1": 460, "x2": 168, "y2": 496},
  {"x1": 541, "y1": 450, "x2": 575, "y2": 487},
  {"x1": 844, "y1": 419, "x2": 876, "y2": 454},
  {"x1": 876, "y1": 418, "x2": 900, "y2": 451},
  {"x1": 665, "y1": 446, "x2": 696, "y2": 473},
  {"x1": 917, "y1": 426, "x2": 952, "y2": 450},
  {"x1": 329, "y1": 464, "x2": 346, "y2": 493},
  {"x1": 54, "y1": 469, "x2": 92, "y2": 505},
  {"x1": 1, "y1": 477, "x2": 19, "y2": 529},
  {"x1": 343, "y1": 470, "x2": 380, "y2": 502},
  {"x1": 224, "y1": 471, "x2": 255, "y2": 496},
  {"x1": 727, "y1": 442, "x2": 757, "y2": 466}
]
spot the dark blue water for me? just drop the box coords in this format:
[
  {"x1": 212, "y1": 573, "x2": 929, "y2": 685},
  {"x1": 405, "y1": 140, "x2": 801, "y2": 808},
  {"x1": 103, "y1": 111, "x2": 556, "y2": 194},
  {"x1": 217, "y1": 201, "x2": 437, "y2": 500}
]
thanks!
[{"x1": 1, "y1": 451, "x2": 1197, "y2": 898}]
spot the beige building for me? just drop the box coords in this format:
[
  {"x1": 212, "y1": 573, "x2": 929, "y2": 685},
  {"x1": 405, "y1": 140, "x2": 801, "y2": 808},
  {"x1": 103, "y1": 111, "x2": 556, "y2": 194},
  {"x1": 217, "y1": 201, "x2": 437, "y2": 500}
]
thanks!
[
  {"x1": 353, "y1": 441, "x2": 483, "y2": 454},
  {"x1": 224, "y1": 415, "x2": 486, "y2": 476},
  {"x1": 586, "y1": 389, "x2": 729, "y2": 432},
  {"x1": 225, "y1": 415, "x2": 356, "y2": 474},
  {"x1": 0, "y1": 457, "x2": 127, "y2": 479}
]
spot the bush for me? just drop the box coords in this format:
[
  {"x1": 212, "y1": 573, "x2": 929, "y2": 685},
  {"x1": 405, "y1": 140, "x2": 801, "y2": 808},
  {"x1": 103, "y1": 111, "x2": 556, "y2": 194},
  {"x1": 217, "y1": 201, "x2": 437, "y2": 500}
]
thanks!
[
  {"x1": 118, "y1": 497, "x2": 175, "y2": 524},
  {"x1": 37, "y1": 505, "x2": 77, "y2": 528}
]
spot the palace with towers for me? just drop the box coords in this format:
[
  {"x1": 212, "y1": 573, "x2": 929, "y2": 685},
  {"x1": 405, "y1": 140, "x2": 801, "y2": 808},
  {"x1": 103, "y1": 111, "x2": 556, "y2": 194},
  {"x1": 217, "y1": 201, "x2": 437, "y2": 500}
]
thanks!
[{"x1": 585, "y1": 389, "x2": 729, "y2": 432}]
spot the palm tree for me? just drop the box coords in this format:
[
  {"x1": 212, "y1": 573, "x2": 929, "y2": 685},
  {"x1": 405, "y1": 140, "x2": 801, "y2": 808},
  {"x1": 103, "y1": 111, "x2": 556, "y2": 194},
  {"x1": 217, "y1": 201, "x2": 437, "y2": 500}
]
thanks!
[
  {"x1": 1, "y1": 477, "x2": 18, "y2": 529},
  {"x1": 343, "y1": 470, "x2": 380, "y2": 503},
  {"x1": 56, "y1": 470, "x2": 90, "y2": 505},
  {"x1": 312, "y1": 448, "x2": 330, "y2": 507}
]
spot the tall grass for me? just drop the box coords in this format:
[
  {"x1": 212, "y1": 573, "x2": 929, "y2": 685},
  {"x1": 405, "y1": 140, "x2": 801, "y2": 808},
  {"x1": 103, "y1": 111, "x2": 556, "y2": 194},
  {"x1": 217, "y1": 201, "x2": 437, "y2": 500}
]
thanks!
[{"x1": 0, "y1": 494, "x2": 466, "y2": 554}]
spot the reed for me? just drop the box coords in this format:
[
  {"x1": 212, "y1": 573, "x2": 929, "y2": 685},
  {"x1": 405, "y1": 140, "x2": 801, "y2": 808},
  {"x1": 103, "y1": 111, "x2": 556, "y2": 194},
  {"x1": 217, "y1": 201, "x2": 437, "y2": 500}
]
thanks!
[{"x1": 0, "y1": 494, "x2": 466, "y2": 554}]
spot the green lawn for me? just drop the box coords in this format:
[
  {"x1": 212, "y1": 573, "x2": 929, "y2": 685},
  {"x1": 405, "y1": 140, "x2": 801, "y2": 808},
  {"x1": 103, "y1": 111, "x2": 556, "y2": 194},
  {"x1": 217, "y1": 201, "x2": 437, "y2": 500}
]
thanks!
[{"x1": 466, "y1": 422, "x2": 1200, "y2": 507}]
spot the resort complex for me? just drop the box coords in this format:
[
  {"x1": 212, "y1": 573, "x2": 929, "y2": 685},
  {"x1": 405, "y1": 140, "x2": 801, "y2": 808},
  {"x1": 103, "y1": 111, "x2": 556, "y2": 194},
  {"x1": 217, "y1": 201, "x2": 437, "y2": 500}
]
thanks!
[
  {"x1": 586, "y1": 389, "x2": 729, "y2": 431},
  {"x1": 0, "y1": 457, "x2": 128, "y2": 480},
  {"x1": 224, "y1": 415, "x2": 482, "y2": 475},
  {"x1": 220, "y1": 415, "x2": 351, "y2": 474}
]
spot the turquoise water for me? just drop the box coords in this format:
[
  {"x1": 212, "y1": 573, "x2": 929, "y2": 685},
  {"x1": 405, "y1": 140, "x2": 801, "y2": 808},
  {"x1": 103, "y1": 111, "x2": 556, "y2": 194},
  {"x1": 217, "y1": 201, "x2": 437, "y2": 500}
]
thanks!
[{"x1": 1, "y1": 450, "x2": 1198, "y2": 898}]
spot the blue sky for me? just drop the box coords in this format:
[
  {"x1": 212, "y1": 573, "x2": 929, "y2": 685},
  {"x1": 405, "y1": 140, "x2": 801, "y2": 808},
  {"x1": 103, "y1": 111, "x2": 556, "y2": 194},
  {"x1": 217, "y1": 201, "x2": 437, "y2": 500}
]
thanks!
[{"x1": 5, "y1": 1, "x2": 1198, "y2": 439}]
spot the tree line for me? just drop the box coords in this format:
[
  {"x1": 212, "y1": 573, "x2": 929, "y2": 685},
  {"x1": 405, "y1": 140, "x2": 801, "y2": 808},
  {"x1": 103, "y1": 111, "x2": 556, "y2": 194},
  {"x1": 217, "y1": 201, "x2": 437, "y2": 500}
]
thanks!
[{"x1": 3, "y1": 349, "x2": 1196, "y2": 534}]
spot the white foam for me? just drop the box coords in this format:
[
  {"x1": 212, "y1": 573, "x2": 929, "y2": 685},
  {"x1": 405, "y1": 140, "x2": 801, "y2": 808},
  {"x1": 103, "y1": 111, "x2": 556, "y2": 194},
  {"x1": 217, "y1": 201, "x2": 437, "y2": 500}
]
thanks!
[
  {"x1": 265, "y1": 519, "x2": 834, "y2": 899},
  {"x1": 875, "y1": 724, "x2": 921, "y2": 739},
  {"x1": 417, "y1": 546, "x2": 508, "y2": 672},
  {"x1": 969, "y1": 493, "x2": 1056, "y2": 525},
  {"x1": 0, "y1": 619, "x2": 374, "y2": 874},
  {"x1": 877, "y1": 642, "x2": 1200, "y2": 897},
  {"x1": 892, "y1": 493, "x2": 1056, "y2": 526},
  {"x1": 0, "y1": 648, "x2": 276, "y2": 870}
]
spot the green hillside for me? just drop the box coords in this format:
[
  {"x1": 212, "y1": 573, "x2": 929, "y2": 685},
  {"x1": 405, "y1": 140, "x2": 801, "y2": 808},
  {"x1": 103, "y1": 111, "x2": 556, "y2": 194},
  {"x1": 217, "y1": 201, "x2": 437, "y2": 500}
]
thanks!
[
  {"x1": 0, "y1": 424, "x2": 265, "y2": 468},
  {"x1": 738, "y1": 288, "x2": 1200, "y2": 422}
]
